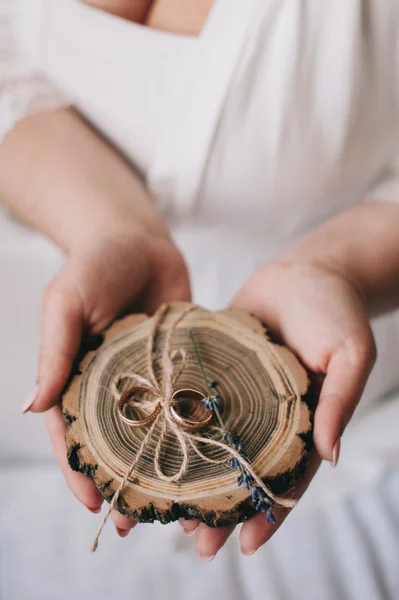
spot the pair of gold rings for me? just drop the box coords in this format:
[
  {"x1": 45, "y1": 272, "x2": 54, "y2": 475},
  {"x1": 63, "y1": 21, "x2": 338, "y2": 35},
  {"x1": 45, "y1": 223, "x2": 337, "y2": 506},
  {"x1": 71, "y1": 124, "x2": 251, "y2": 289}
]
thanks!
[{"x1": 117, "y1": 386, "x2": 213, "y2": 432}]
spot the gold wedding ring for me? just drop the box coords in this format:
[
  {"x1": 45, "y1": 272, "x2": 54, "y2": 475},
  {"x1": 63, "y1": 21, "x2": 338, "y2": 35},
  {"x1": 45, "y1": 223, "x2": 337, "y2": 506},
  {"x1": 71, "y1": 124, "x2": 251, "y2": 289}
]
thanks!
[
  {"x1": 170, "y1": 388, "x2": 213, "y2": 432},
  {"x1": 118, "y1": 386, "x2": 161, "y2": 427}
]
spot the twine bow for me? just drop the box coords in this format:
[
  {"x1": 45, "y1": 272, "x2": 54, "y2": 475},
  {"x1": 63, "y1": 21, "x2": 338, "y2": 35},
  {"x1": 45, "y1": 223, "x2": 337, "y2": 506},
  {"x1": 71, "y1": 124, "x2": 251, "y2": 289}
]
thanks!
[
  {"x1": 111, "y1": 315, "x2": 193, "y2": 484},
  {"x1": 91, "y1": 305, "x2": 297, "y2": 552}
]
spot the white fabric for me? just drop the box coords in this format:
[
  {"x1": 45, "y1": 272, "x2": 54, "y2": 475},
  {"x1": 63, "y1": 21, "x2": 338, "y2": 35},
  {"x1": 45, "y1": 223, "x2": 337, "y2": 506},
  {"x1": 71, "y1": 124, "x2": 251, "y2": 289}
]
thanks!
[
  {"x1": 1, "y1": 0, "x2": 399, "y2": 518},
  {"x1": 2, "y1": 206, "x2": 399, "y2": 514},
  {"x1": 0, "y1": 0, "x2": 69, "y2": 141},
  {"x1": 1, "y1": 1, "x2": 399, "y2": 597},
  {"x1": 1, "y1": 211, "x2": 399, "y2": 599},
  {"x1": 367, "y1": 148, "x2": 399, "y2": 205},
  {"x1": 1, "y1": 464, "x2": 399, "y2": 600}
]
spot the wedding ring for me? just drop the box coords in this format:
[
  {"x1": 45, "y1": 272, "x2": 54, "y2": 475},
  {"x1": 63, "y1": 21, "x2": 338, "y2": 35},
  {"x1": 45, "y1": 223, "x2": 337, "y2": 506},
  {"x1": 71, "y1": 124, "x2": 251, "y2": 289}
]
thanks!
[
  {"x1": 118, "y1": 386, "x2": 161, "y2": 427},
  {"x1": 170, "y1": 388, "x2": 213, "y2": 432}
]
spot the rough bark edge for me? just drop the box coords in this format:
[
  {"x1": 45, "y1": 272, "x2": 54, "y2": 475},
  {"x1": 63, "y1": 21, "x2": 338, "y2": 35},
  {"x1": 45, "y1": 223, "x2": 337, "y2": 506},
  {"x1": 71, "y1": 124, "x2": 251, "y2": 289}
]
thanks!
[
  {"x1": 65, "y1": 381, "x2": 314, "y2": 527},
  {"x1": 62, "y1": 305, "x2": 315, "y2": 527}
]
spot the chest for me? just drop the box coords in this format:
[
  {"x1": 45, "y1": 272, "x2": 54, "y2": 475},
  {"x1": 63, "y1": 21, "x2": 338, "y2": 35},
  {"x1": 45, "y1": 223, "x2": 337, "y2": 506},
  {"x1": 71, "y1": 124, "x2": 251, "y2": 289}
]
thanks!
[
  {"x1": 147, "y1": 0, "x2": 214, "y2": 35},
  {"x1": 82, "y1": 0, "x2": 214, "y2": 35},
  {"x1": 41, "y1": 0, "x2": 399, "y2": 230}
]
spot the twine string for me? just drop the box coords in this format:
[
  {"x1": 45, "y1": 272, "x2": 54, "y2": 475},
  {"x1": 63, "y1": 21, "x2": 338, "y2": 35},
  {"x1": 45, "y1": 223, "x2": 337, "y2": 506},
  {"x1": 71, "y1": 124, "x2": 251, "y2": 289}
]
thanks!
[
  {"x1": 91, "y1": 304, "x2": 296, "y2": 552},
  {"x1": 90, "y1": 413, "x2": 161, "y2": 553},
  {"x1": 91, "y1": 305, "x2": 195, "y2": 551}
]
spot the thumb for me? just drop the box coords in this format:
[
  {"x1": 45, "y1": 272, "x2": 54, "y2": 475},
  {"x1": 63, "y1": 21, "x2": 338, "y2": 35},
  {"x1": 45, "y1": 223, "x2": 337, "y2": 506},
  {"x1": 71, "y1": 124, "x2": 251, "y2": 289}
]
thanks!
[
  {"x1": 23, "y1": 278, "x2": 84, "y2": 413},
  {"x1": 314, "y1": 327, "x2": 376, "y2": 464}
]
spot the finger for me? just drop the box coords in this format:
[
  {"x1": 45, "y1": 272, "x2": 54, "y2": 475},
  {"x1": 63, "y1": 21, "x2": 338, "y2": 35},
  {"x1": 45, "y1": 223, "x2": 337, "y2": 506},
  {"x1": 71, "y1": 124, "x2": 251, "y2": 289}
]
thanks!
[
  {"x1": 240, "y1": 508, "x2": 288, "y2": 555},
  {"x1": 45, "y1": 405, "x2": 104, "y2": 512},
  {"x1": 178, "y1": 518, "x2": 200, "y2": 536},
  {"x1": 240, "y1": 452, "x2": 321, "y2": 555},
  {"x1": 195, "y1": 523, "x2": 235, "y2": 562},
  {"x1": 141, "y1": 245, "x2": 192, "y2": 314},
  {"x1": 111, "y1": 510, "x2": 137, "y2": 537},
  {"x1": 314, "y1": 327, "x2": 376, "y2": 463},
  {"x1": 229, "y1": 269, "x2": 282, "y2": 338},
  {"x1": 32, "y1": 280, "x2": 84, "y2": 412}
]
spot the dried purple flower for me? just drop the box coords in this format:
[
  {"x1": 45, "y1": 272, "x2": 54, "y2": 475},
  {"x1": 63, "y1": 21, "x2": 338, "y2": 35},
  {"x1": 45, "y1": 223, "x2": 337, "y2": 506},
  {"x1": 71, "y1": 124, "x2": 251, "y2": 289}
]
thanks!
[
  {"x1": 266, "y1": 510, "x2": 277, "y2": 524},
  {"x1": 251, "y1": 487, "x2": 262, "y2": 503},
  {"x1": 189, "y1": 329, "x2": 278, "y2": 526},
  {"x1": 202, "y1": 394, "x2": 221, "y2": 411},
  {"x1": 211, "y1": 394, "x2": 221, "y2": 407},
  {"x1": 202, "y1": 397, "x2": 213, "y2": 411},
  {"x1": 242, "y1": 474, "x2": 250, "y2": 489}
]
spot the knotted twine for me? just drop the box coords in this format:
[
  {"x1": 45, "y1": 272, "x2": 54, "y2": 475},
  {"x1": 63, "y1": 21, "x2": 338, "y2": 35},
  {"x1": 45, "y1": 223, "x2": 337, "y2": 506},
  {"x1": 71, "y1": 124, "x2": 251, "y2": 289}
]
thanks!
[{"x1": 91, "y1": 304, "x2": 297, "y2": 552}]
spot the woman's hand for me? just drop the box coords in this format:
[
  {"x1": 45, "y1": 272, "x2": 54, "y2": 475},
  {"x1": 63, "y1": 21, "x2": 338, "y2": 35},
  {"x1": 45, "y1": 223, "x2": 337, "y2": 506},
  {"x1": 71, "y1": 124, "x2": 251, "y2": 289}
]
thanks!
[
  {"x1": 187, "y1": 260, "x2": 376, "y2": 559},
  {"x1": 0, "y1": 109, "x2": 191, "y2": 537},
  {"x1": 25, "y1": 225, "x2": 190, "y2": 534},
  {"x1": 185, "y1": 200, "x2": 399, "y2": 560}
]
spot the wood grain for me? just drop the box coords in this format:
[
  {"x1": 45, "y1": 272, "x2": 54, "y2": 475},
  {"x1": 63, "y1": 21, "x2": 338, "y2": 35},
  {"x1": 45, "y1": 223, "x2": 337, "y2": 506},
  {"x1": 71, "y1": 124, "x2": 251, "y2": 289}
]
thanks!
[{"x1": 63, "y1": 303, "x2": 313, "y2": 526}]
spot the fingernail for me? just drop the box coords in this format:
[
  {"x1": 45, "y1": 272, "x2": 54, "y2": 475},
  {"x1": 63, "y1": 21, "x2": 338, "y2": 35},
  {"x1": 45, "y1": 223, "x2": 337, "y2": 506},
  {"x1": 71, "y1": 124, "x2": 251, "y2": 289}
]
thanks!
[
  {"x1": 199, "y1": 554, "x2": 216, "y2": 563},
  {"x1": 183, "y1": 526, "x2": 198, "y2": 537},
  {"x1": 116, "y1": 527, "x2": 130, "y2": 538},
  {"x1": 330, "y1": 438, "x2": 341, "y2": 468},
  {"x1": 22, "y1": 384, "x2": 40, "y2": 414},
  {"x1": 241, "y1": 547, "x2": 257, "y2": 556},
  {"x1": 88, "y1": 506, "x2": 102, "y2": 514}
]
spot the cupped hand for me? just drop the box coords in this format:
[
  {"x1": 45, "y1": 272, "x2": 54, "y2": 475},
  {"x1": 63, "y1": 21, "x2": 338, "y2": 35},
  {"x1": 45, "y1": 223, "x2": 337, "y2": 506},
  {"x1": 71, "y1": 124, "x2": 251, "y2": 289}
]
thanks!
[
  {"x1": 24, "y1": 224, "x2": 191, "y2": 535},
  {"x1": 184, "y1": 261, "x2": 376, "y2": 560}
]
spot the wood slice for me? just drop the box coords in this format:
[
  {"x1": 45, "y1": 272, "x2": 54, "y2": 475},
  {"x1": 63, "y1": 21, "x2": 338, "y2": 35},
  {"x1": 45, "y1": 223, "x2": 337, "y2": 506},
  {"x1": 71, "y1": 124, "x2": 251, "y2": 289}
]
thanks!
[{"x1": 62, "y1": 303, "x2": 313, "y2": 527}]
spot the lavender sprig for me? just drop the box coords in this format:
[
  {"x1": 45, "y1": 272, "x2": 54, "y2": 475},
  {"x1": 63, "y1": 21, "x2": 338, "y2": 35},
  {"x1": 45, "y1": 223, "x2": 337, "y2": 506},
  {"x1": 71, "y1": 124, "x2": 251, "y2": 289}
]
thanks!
[
  {"x1": 189, "y1": 330, "x2": 277, "y2": 525},
  {"x1": 189, "y1": 330, "x2": 226, "y2": 432}
]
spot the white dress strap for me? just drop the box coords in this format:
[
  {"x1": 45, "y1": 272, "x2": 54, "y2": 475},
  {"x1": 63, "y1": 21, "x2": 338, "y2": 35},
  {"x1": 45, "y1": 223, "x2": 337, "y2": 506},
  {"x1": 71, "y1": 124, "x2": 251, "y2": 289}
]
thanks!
[{"x1": 148, "y1": 0, "x2": 267, "y2": 216}]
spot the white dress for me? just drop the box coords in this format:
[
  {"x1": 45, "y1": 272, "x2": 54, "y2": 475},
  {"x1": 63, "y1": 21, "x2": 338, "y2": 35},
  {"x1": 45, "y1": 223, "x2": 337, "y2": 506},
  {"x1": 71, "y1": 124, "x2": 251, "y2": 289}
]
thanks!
[{"x1": 1, "y1": 1, "x2": 399, "y2": 599}]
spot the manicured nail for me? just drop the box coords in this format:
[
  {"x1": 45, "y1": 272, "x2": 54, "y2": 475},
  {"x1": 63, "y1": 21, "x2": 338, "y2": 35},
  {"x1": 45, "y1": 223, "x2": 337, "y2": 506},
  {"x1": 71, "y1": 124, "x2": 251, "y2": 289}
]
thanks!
[
  {"x1": 179, "y1": 518, "x2": 199, "y2": 527},
  {"x1": 241, "y1": 547, "x2": 257, "y2": 556},
  {"x1": 88, "y1": 506, "x2": 102, "y2": 514},
  {"x1": 330, "y1": 438, "x2": 341, "y2": 468},
  {"x1": 116, "y1": 527, "x2": 130, "y2": 538},
  {"x1": 199, "y1": 554, "x2": 216, "y2": 563},
  {"x1": 183, "y1": 527, "x2": 198, "y2": 537},
  {"x1": 22, "y1": 384, "x2": 40, "y2": 414}
]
